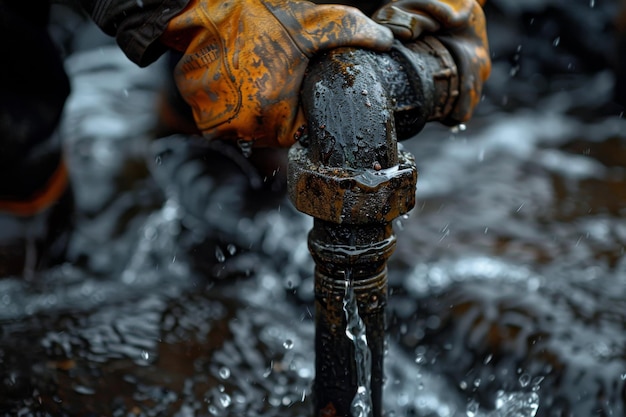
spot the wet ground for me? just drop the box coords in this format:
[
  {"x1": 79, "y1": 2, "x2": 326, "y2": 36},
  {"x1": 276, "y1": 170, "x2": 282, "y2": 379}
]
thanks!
[{"x1": 1, "y1": 1, "x2": 625, "y2": 416}]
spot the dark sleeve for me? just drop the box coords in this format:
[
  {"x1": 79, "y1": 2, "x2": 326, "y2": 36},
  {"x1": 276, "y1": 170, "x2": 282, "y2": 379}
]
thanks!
[{"x1": 79, "y1": 0, "x2": 190, "y2": 67}]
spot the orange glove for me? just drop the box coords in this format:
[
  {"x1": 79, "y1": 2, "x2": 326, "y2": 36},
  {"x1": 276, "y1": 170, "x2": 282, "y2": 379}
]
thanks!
[
  {"x1": 161, "y1": 0, "x2": 394, "y2": 148},
  {"x1": 372, "y1": 0, "x2": 491, "y2": 124}
]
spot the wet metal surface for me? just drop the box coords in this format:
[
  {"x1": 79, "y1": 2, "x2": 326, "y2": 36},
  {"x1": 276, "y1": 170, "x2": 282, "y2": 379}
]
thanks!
[
  {"x1": 291, "y1": 48, "x2": 420, "y2": 417},
  {"x1": 288, "y1": 145, "x2": 417, "y2": 225}
]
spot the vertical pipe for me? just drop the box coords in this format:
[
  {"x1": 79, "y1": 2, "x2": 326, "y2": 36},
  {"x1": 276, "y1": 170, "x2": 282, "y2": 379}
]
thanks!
[
  {"x1": 309, "y1": 221, "x2": 394, "y2": 417},
  {"x1": 290, "y1": 40, "x2": 457, "y2": 416},
  {"x1": 298, "y1": 48, "x2": 403, "y2": 417}
]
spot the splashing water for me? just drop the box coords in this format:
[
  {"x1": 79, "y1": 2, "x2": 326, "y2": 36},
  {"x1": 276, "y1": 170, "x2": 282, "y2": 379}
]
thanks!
[
  {"x1": 465, "y1": 391, "x2": 539, "y2": 417},
  {"x1": 492, "y1": 391, "x2": 540, "y2": 417}
]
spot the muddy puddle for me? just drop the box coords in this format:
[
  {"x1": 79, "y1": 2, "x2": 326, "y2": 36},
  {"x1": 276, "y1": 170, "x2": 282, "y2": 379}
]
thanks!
[{"x1": 1, "y1": 2, "x2": 625, "y2": 416}]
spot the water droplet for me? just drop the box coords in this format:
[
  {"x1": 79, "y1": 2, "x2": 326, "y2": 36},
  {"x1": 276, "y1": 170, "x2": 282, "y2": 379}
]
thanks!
[
  {"x1": 155, "y1": 155, "x2": 162, "y2": 165},
  {"x1": 219, "y1": 393, "x2": 232, "y2": 408},
  {"x1": 268, "y1": 396, "x2": 281, "y2": 407},
  {"x1": 227, "y1": 244, "x2": 237, "y2": 255},
  {"x1": 140, "y1": 350, "x2": 150, "y2": 360},
  {"x1": 237, "y1": 139, "x2": 254, "y2": 158},
  {"x1": 215, "y1": 246, "x2": 226, "y2": 263},
  {"x1": 218, "y1": 366, "x2": 231, "y2": 380},
  {"x1": 553, "y1": 37, "x2": 561, "y2": 47},
  {"x1": 73, "y1": 385, "x2": 95, "y2": 395},
  {"x1": 466, "y1": 399, "x2": 479, "y2": 416},
  {"x1": 519, "y1": 373, "x2": 531, "y2": 387},
  {"x1": 283, "y1": 339, "x2": 294, "y2": 350},
  {"x1": 531, "y1": 376, "x2": 545, "y2": 392},
  {"x1": 451, "y1": 124, "x2": 467, "y2": 134}
]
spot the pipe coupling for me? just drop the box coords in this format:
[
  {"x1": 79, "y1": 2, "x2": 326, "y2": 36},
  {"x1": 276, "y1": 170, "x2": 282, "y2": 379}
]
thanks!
[{"x1": 288, "y1": 144, "x2": 417, "y2": 224}]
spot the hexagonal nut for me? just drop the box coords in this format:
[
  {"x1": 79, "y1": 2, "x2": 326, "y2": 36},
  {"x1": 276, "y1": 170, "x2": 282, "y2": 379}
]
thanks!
[{"x1": 287, "y1": 144, "x2": 417, "y2": 224}]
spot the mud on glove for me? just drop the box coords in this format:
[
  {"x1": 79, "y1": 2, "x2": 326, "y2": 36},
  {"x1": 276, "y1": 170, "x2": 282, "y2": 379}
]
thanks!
[
  {"x1": 372, "y1": 0, "x2": 491, "y2": 125},
  {"x1": 160, "y1": 0, "x2": 394, "y2": 148}
]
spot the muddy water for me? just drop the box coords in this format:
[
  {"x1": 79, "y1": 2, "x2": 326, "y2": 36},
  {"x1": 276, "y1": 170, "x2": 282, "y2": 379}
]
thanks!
[
  {"x1": 2, "y1": 22, "x2": 626, "y2": 417},
  {"x1": 389, "y1": 109, "x2": 626, "y2": 416}
]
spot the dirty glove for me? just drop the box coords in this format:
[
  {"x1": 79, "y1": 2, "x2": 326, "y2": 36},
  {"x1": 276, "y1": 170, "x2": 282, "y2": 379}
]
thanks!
[
  {"x1": 160, "y1": 0, "x2": 394, "y2": 148},
  {"x1": 372, "y1": 0, "x2": 491, "y2": 124}
]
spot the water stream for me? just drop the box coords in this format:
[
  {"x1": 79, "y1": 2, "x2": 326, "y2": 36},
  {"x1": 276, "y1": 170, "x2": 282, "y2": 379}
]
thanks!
[{"x1": 343, "y1": 272, "x2": 374, "y2": 417}]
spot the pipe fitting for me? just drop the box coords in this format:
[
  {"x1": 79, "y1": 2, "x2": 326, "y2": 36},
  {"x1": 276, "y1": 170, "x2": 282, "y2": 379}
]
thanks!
[
  {"x1": 389, "y1": 36, "x2": 460, "y2": 135},
  {"x1": 288, "y1": 144, "x2": 416, "y2": 224},
  {"x1": 287, "y1": 40, "x2": 457, "y2": 417}
]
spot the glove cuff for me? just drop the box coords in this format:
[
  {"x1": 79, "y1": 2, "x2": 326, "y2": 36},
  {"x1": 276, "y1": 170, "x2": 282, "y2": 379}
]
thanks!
[{"x1": 159, "y1": 0, "x2": 200, "y2": 52}]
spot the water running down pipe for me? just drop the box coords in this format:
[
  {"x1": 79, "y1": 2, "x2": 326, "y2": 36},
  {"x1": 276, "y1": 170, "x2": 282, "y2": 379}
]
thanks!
[{"x1": 288, "y1": 38, "x2": 459, "y2": 417}]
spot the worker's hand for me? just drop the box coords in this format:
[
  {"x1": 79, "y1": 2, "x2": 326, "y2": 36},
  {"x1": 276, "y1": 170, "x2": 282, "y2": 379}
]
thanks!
[
  {"x1": 160, "y1": 0, "x2": 394, "y2": 148},
  {"x1": 372, "y1": 0, "x2": 491, "y2": 124}
]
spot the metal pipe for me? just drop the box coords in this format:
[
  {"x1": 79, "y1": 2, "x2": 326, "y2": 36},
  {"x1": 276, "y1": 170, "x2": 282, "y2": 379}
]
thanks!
[{"x1": 288, "y1": 38, "x2": 458, "y2": 417}]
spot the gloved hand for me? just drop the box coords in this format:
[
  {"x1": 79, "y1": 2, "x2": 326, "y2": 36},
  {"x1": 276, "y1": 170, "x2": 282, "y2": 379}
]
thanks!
[
  {"x1": 372, "y1": 0, "x2": 491, "y2": 124},
  {"x1": 160, "y1": 0, "x2": 394, "y2": 148}
]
